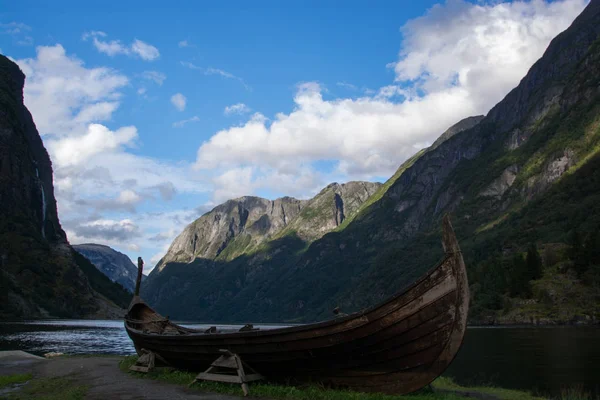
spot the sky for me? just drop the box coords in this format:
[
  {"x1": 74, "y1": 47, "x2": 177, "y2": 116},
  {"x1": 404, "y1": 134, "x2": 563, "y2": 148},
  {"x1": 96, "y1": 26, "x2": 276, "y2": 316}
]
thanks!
[{"x1": 0, "y1": 0, "x2": 589, "y2": 272}]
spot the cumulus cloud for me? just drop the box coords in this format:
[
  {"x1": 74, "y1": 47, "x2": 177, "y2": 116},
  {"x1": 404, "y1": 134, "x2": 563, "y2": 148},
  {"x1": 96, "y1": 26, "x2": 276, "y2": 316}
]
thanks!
[
  {"x1": 224, "y1": 103, "x2": 251, "y2": 115},
  {"x1": 181, "y1": 61, "x2": 251, "y2": 90},
  {"x1": 16, "y1": 45, "x2": 128, "y2": 138},
  {"x1": 15, "y1": 44, "x2": 206, "y2": 268},
  {"x1": 47, "y1": 124, "x2": 137, "y2": 168},
  {"x1": 68, "y1": 219, "x2": 141, "y2": 242},
  {"x1": 194, "y1": 0, "x2": 587, "y2": 199},
  {"x1": 390, "y1": 0, "x2": 588, "y2": 107},
  {"x1": 172, "y1": 115, "x2": 199, "y2": 128},
  {"x1": 211, "y1": 166, "x2": 325, "y2": 204},
  {"x1": 131, "y1": 39, "x2": 160, "y2": 60},
  {"x1": 178, "y1": 40, "x2": 193, "y2": 48},
  {"x1": 83, "y1": 31, "x2": 160, "y2": 61},
  {"x1": 170, "y1": 93, "x2": 186, "y2": 111}
]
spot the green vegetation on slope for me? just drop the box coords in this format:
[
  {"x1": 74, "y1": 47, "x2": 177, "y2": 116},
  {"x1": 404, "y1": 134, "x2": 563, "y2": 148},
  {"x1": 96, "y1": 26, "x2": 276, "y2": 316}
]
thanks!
[
  {"x1": 72, "y1": 250, "x2": 131, "y2": 309},
  {"x1": 336, "y1": 149, "x2": 426, "y2": 231},
  {"x1": 144, "y1": 9, "x2": 600, "y2": 325}
]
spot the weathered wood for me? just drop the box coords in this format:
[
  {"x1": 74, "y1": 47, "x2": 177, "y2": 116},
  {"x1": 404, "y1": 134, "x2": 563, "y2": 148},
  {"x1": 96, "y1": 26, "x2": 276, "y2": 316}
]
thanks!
[
  {"x1": 244, "y1": 374, "x2": 264, "y2": 382},
  {"x1": 134, "y1": 257, "x2": 144, "y2": 296},
  {"x1": 125, "y1": 216, "x2": 469, "y2": 395},
  {"x1": 192, "y1": 352, "x2": 264, "y2": 396},
  {"x1": 195, "y1": 373, "x2": 242, "y2": 384},
  {"x1": 211, "y1": 355, "x2": 239, "y2": 369}
]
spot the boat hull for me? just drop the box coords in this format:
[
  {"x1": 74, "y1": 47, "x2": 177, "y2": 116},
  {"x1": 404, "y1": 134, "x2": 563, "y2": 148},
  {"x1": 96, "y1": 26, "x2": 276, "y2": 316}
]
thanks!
[{"x1": 125, "y1": 216, "x2": 468, "y2": 394}]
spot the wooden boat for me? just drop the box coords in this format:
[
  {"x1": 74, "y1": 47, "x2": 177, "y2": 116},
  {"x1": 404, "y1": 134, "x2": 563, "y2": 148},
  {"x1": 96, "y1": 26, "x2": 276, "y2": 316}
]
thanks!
[{"x1": 125, "y1": 215, "x2": 469, "y2": 394}]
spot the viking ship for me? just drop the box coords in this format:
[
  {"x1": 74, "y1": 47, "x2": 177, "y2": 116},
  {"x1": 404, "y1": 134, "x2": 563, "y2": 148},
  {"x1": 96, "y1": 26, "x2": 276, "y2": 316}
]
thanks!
[{"x1": 125, "y1": 215, "x2": 469, "y2": 394}]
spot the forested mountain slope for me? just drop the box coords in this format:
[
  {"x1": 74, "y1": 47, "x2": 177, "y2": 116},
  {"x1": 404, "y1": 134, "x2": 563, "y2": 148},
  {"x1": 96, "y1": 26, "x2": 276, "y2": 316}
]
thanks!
[{"x1": 143, "y1": 0, "x2": 600, "y2": 324}]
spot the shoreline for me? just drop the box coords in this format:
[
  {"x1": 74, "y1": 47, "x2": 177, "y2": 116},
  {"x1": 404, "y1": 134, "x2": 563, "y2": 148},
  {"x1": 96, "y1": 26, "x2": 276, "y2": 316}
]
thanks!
[
  {"x1": 3, "y1": 317, "x2": 599, "y2": 328},
  {"x1": 1, "y1": 353, "x2": 595, "y2": 399}
]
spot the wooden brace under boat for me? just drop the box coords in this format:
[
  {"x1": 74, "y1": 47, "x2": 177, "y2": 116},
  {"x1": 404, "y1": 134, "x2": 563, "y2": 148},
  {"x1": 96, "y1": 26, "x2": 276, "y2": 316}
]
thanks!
[{"x1": 125, "y1": 215, "x2": 469, "y2": 395}]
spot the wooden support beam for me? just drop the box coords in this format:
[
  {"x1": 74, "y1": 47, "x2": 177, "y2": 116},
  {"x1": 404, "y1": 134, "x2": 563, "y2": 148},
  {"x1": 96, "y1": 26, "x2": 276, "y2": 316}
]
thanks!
[{"x1": 191, "y1": 351, "x2": 264, "y2": 396}]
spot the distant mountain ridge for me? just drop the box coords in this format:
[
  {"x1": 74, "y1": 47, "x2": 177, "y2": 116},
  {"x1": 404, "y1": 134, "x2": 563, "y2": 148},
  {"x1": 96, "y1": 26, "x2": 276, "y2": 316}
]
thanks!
[
  {"x1": 155, "y1": 181, "x2": 381, "y2": 271},
  {"x1": 73, "y1": 244, "x2": 143, "y2": 293},
  {"x1": 0, "y1": 54, "x2": 130, "y2": 319},
  {"x1": 143, "y1": 1, "x2": 600, "y2": 324}
]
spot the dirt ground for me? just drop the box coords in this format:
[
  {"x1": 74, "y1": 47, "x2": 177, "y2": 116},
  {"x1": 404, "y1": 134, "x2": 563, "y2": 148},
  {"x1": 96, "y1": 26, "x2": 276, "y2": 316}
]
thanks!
[{"x1": 0, "y1": 352, "x2": 243, "y2": 400}]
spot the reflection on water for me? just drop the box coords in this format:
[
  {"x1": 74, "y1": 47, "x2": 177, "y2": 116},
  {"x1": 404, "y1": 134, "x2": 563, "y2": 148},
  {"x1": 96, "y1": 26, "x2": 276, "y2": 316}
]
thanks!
[
  {"x1": 0, "y1": 321, "x2": 598, "y2": 397},
  {"x1": 446, "y1": 326, "x2": 600, "y2": 397},
  {"x1": 0, "y1": 320, "x2": 286, "y2": 356},
  {"x1": 0, "y1": 320, "x2": 135, "y2": 355}
]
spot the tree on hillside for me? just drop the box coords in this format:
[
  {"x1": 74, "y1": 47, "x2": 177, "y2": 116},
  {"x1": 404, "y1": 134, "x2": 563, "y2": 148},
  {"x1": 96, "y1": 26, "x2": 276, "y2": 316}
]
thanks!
[
  {"x1": 526, "y1": 244, "x2": 543, "y2": 281},
  {"x1": 507, "y1": 253, "x2": 531, "y2": 298}
]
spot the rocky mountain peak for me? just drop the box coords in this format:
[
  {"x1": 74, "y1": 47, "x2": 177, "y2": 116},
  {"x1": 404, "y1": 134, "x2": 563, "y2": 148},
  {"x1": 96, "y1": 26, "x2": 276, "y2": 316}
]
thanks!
[
  {"x1": 73, "y1": 244, "x2": 141, "y2": 293},
  {"x1": 154, "y1": 180, "x2": 381, "y2": 272}
]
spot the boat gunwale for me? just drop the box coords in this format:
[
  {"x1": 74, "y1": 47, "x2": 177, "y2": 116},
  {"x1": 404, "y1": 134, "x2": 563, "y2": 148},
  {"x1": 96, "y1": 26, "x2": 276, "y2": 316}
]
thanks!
[{"x1": 125, "y1": 252, "x2": 454, "y2": 340}]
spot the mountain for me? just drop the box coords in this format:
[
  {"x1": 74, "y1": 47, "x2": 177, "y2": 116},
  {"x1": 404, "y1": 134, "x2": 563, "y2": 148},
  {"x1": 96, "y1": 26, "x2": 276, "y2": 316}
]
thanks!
[
  {"x1": 155, "y1": 181, "x2": 381, "y2": 271},
  {"x1": 0, "y1": 55, "x2": 130, "y2": 319},
  {"x1": 143, "y1": 1, "x2": 600, "y2": 324},
  {"x1": 73, "y1": 244, "x2": 142, "y2": 293}
]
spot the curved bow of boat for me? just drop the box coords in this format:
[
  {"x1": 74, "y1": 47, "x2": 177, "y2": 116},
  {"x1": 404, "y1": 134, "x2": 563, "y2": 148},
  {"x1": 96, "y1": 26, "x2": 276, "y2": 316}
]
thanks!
[{"x1": 124, "y1": 215, "x2": 469, "y2": 395}]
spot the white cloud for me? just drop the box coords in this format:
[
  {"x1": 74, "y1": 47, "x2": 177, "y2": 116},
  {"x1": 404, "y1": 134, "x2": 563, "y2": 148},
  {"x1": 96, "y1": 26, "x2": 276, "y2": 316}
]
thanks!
[
  {"x1": 172, "y1": 116, "x2": 200, "y2": 128},
  {"x1": 391, "y1": 0, "x2": 588, "y2": 107},
  {"x1": 15, "y1": 44, "x2": 128, "y2": 137},
  {"x1": 336, "y1": 82, "x2": 358, "y2": 90},
  {"x1": 83, "y1": 32, "x2": 160, "y2": 61},
  {"x1": 140, "y1": 70, "x2": 166, "y2": 85},
  {"x1": 194, "y1": 0, "x2": 587, "y2": 198},
  {"x1": 47, "y1": 124, "x2": 137, "y2": 168},
  {"x1": 224, "y1": 103, "x2": 251, "y2": 115},
  {"x1": 67, "y1": 218, "x2": 141, "y2": 243},
  {"x1": 131, "y1": 39, "x2": 160, "y2": 61},
  {"x1": 181, "y1": 61, "x2": 251, "y2": 90},
  {"x1": 117, "y1": 189, "x2": 142, "y2": 205},
  {"x1": 170, "y1": 93, "x2": 186, "y2": 111},
  {"x1": 16, "y1": 44, "x2": 207, "y2": 266},
  {"x1": 178, "y1": 40, "x2": 191, "y2": 48},
  {"x1": 0, "y1": 21, "x2": 31, "y2": 35}
]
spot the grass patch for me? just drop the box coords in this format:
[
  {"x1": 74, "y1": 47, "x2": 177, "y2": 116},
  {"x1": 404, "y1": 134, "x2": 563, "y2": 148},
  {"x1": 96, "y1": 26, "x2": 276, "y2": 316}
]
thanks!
[
  {"x1": 433, "y1": 376, "x2": 545, "y2": 400},
  {"x1": 0, "y1": 374, "x2": 32, "y2": 388},
  {"x1": 120, "y1": 356, "x2": 598, "y2": 399},
  {"x1": 4, "y1": 376, "x2": 89, "y2": 400},
  {"x1": 119, "y1": 355, "x2": 541, "y2": 400}
]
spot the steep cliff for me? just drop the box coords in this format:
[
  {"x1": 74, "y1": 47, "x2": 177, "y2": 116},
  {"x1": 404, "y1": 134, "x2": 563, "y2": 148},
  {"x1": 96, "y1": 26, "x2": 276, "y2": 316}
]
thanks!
[
  {"x1": 0, "y1": 55, "x2": 130, "y2": 319},
  {"x1": 143, "y1": 1, "x2": 600, "y2": 323},
  {"x1": 74, "y1": 244, "x2": 142, "y2": 293},
  {"x1": 156, "y1": 182, "x2": 380, "y2": 270}
]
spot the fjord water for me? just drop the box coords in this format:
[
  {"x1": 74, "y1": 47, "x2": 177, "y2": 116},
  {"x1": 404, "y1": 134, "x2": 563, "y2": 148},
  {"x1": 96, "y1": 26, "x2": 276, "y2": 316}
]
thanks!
[{"x1": 0, "y1": 321, "x2": 597, "y2": 397}]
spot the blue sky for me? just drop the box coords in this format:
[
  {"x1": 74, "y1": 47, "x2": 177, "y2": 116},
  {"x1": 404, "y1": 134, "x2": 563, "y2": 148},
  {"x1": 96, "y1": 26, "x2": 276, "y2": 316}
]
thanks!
[{"x1": 0, "y1": 0, "x2": 588, "y2": 270}]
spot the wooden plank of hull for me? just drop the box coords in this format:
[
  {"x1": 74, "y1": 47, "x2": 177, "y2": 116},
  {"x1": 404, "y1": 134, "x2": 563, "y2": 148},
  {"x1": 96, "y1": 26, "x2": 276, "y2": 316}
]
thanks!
[
  {"x1": 125, "y1": 266, "x2": 457, "y2": 355},
  {"x1": 125, "y1": 290, "x2": 457, "y2": 371},
  {"x1": 126, "y1": 256, "x2": 454, "y2": 347},
  {"x1": 124, "y1": 215, "x2": 469, "y2": 395}
]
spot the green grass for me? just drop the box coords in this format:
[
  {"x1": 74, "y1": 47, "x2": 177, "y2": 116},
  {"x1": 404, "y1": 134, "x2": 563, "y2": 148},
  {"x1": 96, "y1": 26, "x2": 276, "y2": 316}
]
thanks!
[
  {"x1": 3, "y1": 376, "x2": 89, "y2": 400},
  {"x1": 119, "y1": 356, "x2": 549, "y2": 400},
  {"x1": 0, "y1": 374, "x2": 32, "y2": 389},
  {"x1": 433, "y1": 376, "x2": 546, "y2": 400}
]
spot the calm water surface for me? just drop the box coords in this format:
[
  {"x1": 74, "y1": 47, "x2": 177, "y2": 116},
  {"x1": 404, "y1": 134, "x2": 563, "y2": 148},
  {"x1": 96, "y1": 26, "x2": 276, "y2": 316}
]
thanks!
[{"x1": 0, "y1": 321, "x2": 598, "y2": 397}]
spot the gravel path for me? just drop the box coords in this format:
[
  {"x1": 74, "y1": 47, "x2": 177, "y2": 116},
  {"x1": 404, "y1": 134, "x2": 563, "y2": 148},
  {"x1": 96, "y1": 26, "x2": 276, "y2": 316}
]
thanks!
[{"x1": 0, "y1": 353, "x2": 243, "y2": 400}]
